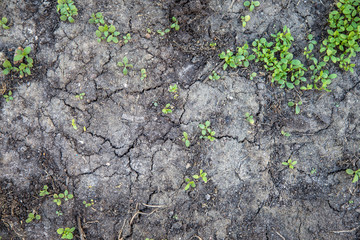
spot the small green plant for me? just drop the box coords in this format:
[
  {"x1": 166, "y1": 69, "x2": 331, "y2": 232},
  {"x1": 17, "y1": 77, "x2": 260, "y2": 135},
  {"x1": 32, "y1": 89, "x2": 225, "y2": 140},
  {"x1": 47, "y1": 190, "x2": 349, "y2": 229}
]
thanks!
[
  {"x1": 157, "y1": 29, "x2": 170, "y2": 36},
  {"x1": 3, "y1": 91, "x2": 13, "y2": 102},
  {"x1": 244, "y1": 1, "x2": 260, "y2": 11},
  {"x1": 140, "y1": 69, "x2": 147, "y2": 80},
  {"x1": 288, "y1": 101, "x2": 302, "y2": 114},
  {"x1": 168, "y1": 84, "x2": 179, "y2": 98},
  {"x1": 2, "y1": 47, "x2": 33, "y2": 78},
  {"x1": 210, "y1": 42, "x2": 217, "y2": 48},
  {"x1": 184, "y1": 177, "x2": 196, "y2": 191},
  {"x1": 245, "y1": 112, "x2": 255, "y2": 125},
  {"x1": 170, "y1": 17, "x2": 180, "y2": 31},
  {"x1": 162, "y1": 103, "x2": 173, "y2": 114},
  {"x1": 184, "y1": 169, "x2": 208, "y2": 190},
  {"x1": 182, "y1": 132, "x2": 190, "y2": 147},
  {"x1": 198, "y1": 121, "x2": 215, "y2": 141},
  {"x1": 346, "y1": 169, "x2": 360, "y2": 183},
  {"x1": 282, "y1": 159, "x2": 297, "y2": 169},
  {"x1": 57, "y1": 227, "x2": 75, "y2": 239},
  {"x1": 310, "y1": 168, "x2": 317, "y2": 174},
  {"x1": 96, "y1": 24, "x2": 120, "y2": 43},
  {"x1": 75, "y1": 93, "x2": 85, "y2": 100},
  {"x1": 88, "y1": 12, "x2": 105, "y2": 25},
  {"x1": 123, "y1": 33, "x2": 131, "y2": 44},
  {"x1": 56, "y1": 0, "x2": 78, "y2": 23},
  {"x1": 281, "y1": 130, "x2": 291, "y2": 137},
  {"x1": 2, "y1": 60, "x2": 15, "y2": 75},
  {"x1": 117, "y1": 57, "x2": 133, "y2": 75},
  {"x1": 26, "y1": 212, "x2": 41, "y2": 223},
  {"x1": 83, "y1": 199, "x2": 94, "y2": 207},
  {"x1": 39, "y1": 185, "x2": 50, "y2": 196},
  {"x1": 71, "y1": 119, "x2": 78, "y2": 130},
  {"x1": 145, "y1": 238, "x2": 154, "y2": 240},
  {"x1": 250, "y1": 72, "x2": 257, "y2": 80},
  {"x1": 219, "y1": 43, "x2": 255, "y2": 70},
  {"x1": 193, "y1": 169, "x2": 208, "y2": 183},
  {"x1": 209, "y1": 71, "x2": 220, "y2": 80},
  {"x1": 1, "y1": 17, "x2": 10, "y2": 29},
  {"x1": 56, "y1": 211, "x2": 63, "y2": 216},
  {"x1": 53, "y1": 190, "x2": 74, "y2": 206},
  {"x1": 241, "y1": 15, "x2": 251, "y2": 27}
]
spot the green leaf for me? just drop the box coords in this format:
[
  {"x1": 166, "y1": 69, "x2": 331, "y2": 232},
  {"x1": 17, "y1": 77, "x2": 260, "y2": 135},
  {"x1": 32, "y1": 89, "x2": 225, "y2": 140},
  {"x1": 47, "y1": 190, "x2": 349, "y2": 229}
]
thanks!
[
  {"x1": 190, "y1": 182, "x2": 196, "y2": 187},
  {"x1": 244, "y1": 15, "x2": 250, "y2": 22},
  {"x1": 3, "y1": 60, "x2": 12, "y2": 68},
  {"x1": 185, "y1": 140, "x2": 190, "y2": 147},
  {"x1": 123, "y1": 57, "x2": 128, "y2": 64},
  {"x1": 198, "y1": 124, "x2": 205, "y2": 129},
  {"x1": 23, "y1": 47, "x2": 31, "y2": 55},
  {"x1": 346, "y1": 169, "x2": 354, "y2": 175},
  {"x1": 123, "y1": 67, "x2": 128, "y2": 75},
  {"x1": 184, "y1": 184, "x2": 190, "y2": 191},
  {"x1": 250, "y1": 5, "x2": 254, "y2": 11},
  {"x1": 193, "y1": 175, "x2": 199, "y2": 179},
  {"x1": 288, "y1": 102, "x2": 294, "y2": 107},
  {"x1": 59, "y1": 193, "x2": 65, "y2": 198},
  {"x1": 353, "y1": 174, "x2": 359, "y2": 183},
  {"x1": 286, "y1": 82, "x2": 294, "y2": 89},
  {"x1": 14, "y1": 54, "x2": 24, "y2": 62},
  {"x1": 109, "y1": 25, "x2": 116, "y2": 33},
  {"x1": 253, "y1": 1, "x2": 260, "y2": 6},
  {"x1": 68, "y1": 16, "x2": 74, "y2": 23},
  {"x1": 205, "y1": 121, "x2": 210, "y2": 127},
  {"x1": 282, "y1": 162, "x2": 288, "y2": 166},
  {"x1": 244, "y1": 1, "x2": 250, "y2": 6},
  {"x1": 2, "y1": 17, "x2": 8, "y2": 24},
  {"x1": 95, "y1": 30, "x2": 101, "y2": 38},
  {"x1": 295, "y1": 105, "x2": 300, "y2": 114},
  {"x1": 57, "y1": 228, "x2": 64, "y2": 234}
]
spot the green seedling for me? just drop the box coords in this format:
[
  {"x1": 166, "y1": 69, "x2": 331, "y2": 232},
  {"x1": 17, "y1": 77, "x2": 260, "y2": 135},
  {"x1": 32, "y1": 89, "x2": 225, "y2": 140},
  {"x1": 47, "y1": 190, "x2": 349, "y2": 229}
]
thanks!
[
  {"x1": 219, "y1": 43, "x2": 255, "y2": 70},
  {"x1": 282, "y1": 159, "x2": 297, "y2": 169},
  {"x1": 171, "y1": 17, "x2": 180, "y2": 31},
  {"x1": 117, "y1": 56, "x2": 133, "y2": 75},
  {"x1": 57, "y1": 227, "x2": 75, "y2": 239},
  {"x1": 26, "y1": 212, "x2": 41, "y2": 223},
  {"x1": 1, "y1": 17, "x2": 10, "y2": 29},
  {"x1": 88, "y1": 12, "x2": 105, "y2": 25},
  {"x1": 83, "y1": 199, "x2": 94, "y2": 207},
  {"x1": 244, "y1": 0, "x2": 260, "y2": 11},
  {"x1": 193, "y1": 169, "x2": 208, "y2": 183},
  {"x1": 241, "y1": 15, "x2": 251, "y2": 27},
  {"x1": 14, "y1": 47, "x2": 34, "y2": 77},
  {"x1": 157, "y1": 29, "x2": 170, "y2": 36},
  {"x1": 250, "y1": 72, "x2": 257, "y2": 80},
  {"x1": 123, "y1": 33, "x2": 131, "y2": 44},
  {"x1": 209, "y1": 71, "x2": 220, "y2": 80},
  {"x1": 75, "y1": 93, "x2": 85, "y2": 100},
  {"x1": 346, "y1": 169, "x2": 360, "y2": 183},
  {"x1": 162, "y1": 103, "x2": 173, "y2": 114},
  {"x1": 168, "y1": 84, "x2": 179, "y2": 98},
  {"x1": 57, "y1": 0, "x2": 78, "y2": 23},
  {"x1": 145, "y1": 238, "x2": 154, "y2": 240},
  {"x1": 184, "y1": 177, "x2": 196, "y2": 191},
  {"x1": 245, "y1": 112, "x2": 255, "y2": 125},
  {"x1": 198, "y1": 121, "x2": 215, "y2": 141},
  {"x1": 146, "y1": 28, "x2": 152, "y2": 34},
  {"x1": 310, "y1": 168, "x2": 317, "y2": 174},
  {"x1": 281, "y1": 130, "x2": 291, "y2": 137},
  {"x1": 3, "y1": 91, "x2": 13, "y2": 102},
  {"x1": 182, "y1": 132, "x2": 190, "y2": 147},
  {"x1": 96, "y1": 24, "x2": 120, "y2": 43},
  {"x1": 349, "y1": 200, "x2": 354, "y2": 204},
  {"x1": 288, "y1": 101, "x2": 302, "y2": 114},
  {"x1": 140, "y1": 69, "x2": 147, "y2": 80},
  {"x1": 2, "y1": 60, "x2": 15, "y2": 75},
  {"x1": 210, "y1": 42, "x2": 217, "y2": 48},
  {"x1": 39, "y1": 185, "x2": 50, "y2": 196},
  {"x1": 71, "y1": 119, "x2": 78, "y2": 130},
  {"x1": 56, "y1": 211, "x2": 63, "y2": 216},
  {"x1": 53, "y1": 190, "x2": 74, "y2": 206}
]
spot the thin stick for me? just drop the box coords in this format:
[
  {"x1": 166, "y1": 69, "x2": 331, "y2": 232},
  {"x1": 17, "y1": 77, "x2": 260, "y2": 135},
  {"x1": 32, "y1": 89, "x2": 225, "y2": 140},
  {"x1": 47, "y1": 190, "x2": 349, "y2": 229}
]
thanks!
[
  {"x1": 142, "y1": 203, "x2": 167, "y2": 208},
  {"x1": 77, "y1": 216, "x2": 86, "y2": 240},
  {"x1": 117, "y1": 219, "x2": 126, "y2": 240},
  {"x1": 332, "y1": 226, "x2": 360, "y2": 233},
  {"x1": 273, "y1": 229, "x2": 286, "y2": 240}
]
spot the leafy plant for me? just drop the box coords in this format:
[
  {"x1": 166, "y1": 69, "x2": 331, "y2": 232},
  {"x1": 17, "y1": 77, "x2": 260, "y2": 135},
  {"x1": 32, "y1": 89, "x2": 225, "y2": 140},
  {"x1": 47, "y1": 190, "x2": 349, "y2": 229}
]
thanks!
[
  {"x1": 288, "y1": 101, "x2": 302, "y2": 114},
  {"x1": 245, "y1": 112, "x2": 255, "y2": 125},
  {"x1": 209, "y1": 71, "x2": 220, "y2": 80},
  {"x1": 282, "y1": 159, "x2": 297, "y2": 169},
  {"x1": 281, "y1": 130, "x2": 291, "y2": 137},
  {"x1": 117, "y1": 57, "x2": 133, "y2": 75},
  {"x1": 140, "y1": 69, "x2": 147, "y2": 80},
  {"x1": 57, "y1": 227, "x2": 75, "y2": 239},
  {"x1": 2, "y1": 47, "x2": 33, "y2": 78},
  {"x1": 184, "y1": 169, "x2": 208, "y2": 190},
  {"x1": 1, "y1": 17, "x2": 10, "y2": 29},
  {"x1": 184, "y1": 177, "x2": 196, "y2": 191},
  {"x1": 26, "y1": 212, "x2": 41, "y2": 223},
  {"x1": 56, "y1": 0, "x2": 78, "y2": 23},
  {"x1": 123, "y1": 33, "x2": 131, "y2": 44},
  {"x1": 3, "y1": 91, "x2": 13, "y2": 102},
  {"x1": 170, "y1": 17, "x2": 180, "y2": 31},
  {"x1": 346, "y1": 169, "x2": 360, "y2": 183},
  {"x1": 75, "y1": 93, "x2": 85, "y2": 100},
  {"x1": 250, "y1": 72, "x2": 257, "y2": 80},
  {"x1": 193, "y1": 169, "x2": 208, "y2": 183},
  {"x1": 182, "y1": 132, "x2": 190, "y2": 147},
  {"x1": 39, "y1": 185, "x2": 50, "y2": 196},
  {"x1": 210, "y1": 42, "x2": 217, "y2": 48},
  {"x1": 157, "y1": 29, "x2": 170, "y2": 36},
  {"x1": 219, "y1": 43, "x2": 255, "y2": 70},
  {"x1": 71, "y1": 119, "x2": 78, "y2": 130},
  {"x1": 56, "y1": 211, "x2": 63, "y2": 216},
  {"x1": 241, "y1": 15, "x2": 251, "y2": 27},
  {"x1": 83, "y1": 199, "x2": 94, "y2": 207},
  {"x1": 310, "y1": 168, "x2": 317, "y2": 174},
  {"x1": 168, "y1": 84, "x2": 179, "y2": 99},
  {"x1": 244, "y1": 1, "x2": 260, "y2": 11},
  {"x1": 198, "y1": 121, "x2": 215, "y2": 141},
  {"x1": 53, "y1": 190, "x2": 74, "y2": 206},
  {"x1": 96, "y1": 24, "x2": 120, "y2": 43},
  {"x1": 162, "y1": 103, "x2": 173, "y2": 114},
  {"x1": 88, "y1": 12, "x2": 105, "y2": 25}
]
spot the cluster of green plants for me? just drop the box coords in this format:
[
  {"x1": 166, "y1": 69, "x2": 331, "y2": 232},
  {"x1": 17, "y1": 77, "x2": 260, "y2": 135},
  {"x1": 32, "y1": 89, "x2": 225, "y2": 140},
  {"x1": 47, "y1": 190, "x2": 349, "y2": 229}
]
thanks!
[
  {"x1": 89, "y1": 12, "x2": 121, "y2": 43},
  {"x1": 3, "y1": 91, "x2": 13, "y2": 102},
  {"x1": 198, "y1": 121, "x2": 215, "y2": 141},
  {"x1": 26, "y1": 212, "x2": 41, "y2": 223},
  {"x1": 182, "y1": 132, "x2": 190, "y2": 147},
  {"x1": 157, "y1": 17, "x2": 180, "y2": 36},
  {"x1": 75, "y1": 92, "x2": 85, "y2": 100},
  {"x1": 2, "y1": 46, "x2": 34, "y2": 78},
  {"x1": 168, "y1": 84, "x2": 178, "y2": 99},
  {"x1": 123, "y1": 33, "x2": 131, "y2": 44},
  {"x1": 53, "y1": 190, "x2": 74, "y2": 206},
  {"x1": 162, "y1": 103, "x2": 173, "y2": 114},
  {"x1": 184, "y1": 169, "x2": 208, "y2": 190},
  {"x1": 281, "y1": 130, "x2": 291, "y2": 137},
  {"x1": 346, "y1": 168, "x2": 360, "y2": 183},
  {"x1": 245, "y1": 112, "x2": 255, "y2": 125},
  {"x1": 140, "y1": 68, "x2": 147, "y2": 80},
  {"x1": 288, "y1": 100, "x2": 303, "y2": 114},
  {"x1": 244, "y1": 1, "x2": 260, "y2": 11},
  {"x1": 56, "y1": 0, "x2": 78, "y2": 23},
  {"x1": 219, "y1": 43, "x2": 255, "y2": 70},
  {"x1": 83, "y1": 199, "x2": 94, "y2": 207},
  {"x1": 1, "y1": 17, "x2": 10, "y2": 29},
  {"x1": 209, "y1": 71, "x2": 220, "y2": 80},
  {"x1": 57, "y1": 227, "x2": 75, "y2": 239},
  {"x1": 282, "y1": 159, "x2": 297, "y2": 169}
]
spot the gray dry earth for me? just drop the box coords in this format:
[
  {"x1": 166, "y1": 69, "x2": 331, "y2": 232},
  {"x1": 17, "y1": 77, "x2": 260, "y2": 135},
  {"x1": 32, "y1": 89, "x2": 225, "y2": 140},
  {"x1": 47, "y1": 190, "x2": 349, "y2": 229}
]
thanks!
[{"x1": 1, "y1": 0, "x2": 360, "y2": 239}]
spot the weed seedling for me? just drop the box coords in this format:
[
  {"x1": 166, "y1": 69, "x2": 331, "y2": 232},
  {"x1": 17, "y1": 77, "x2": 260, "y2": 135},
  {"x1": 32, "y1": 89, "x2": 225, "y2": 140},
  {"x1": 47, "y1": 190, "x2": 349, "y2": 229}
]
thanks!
[
  {"x1": 288, "y1": 101, "x2": 302, "y2": 114},
  {"x1": 184, "y1": 169, "x2": 209, "y2": 190},
  {"x1": 282, "y1": 159, "x2": 297, "y2": 169},
  {"x1": 57, "y1": 0, "x2": 78, "y2": 23},
  {"x1": 88, "y1": 12, "x2": 104, "y2": 25},
  {"x1": 250, "y1": 72, "x2": 257, "y2": 80},
  {"x1": 96, "y1": 24, "x2": 120, "y2": 43},
  {"x1": 26, "y1": 212, "x2": 41, "y2": 223},
  {"x1": 209, "y1": 71, "x2": 220, "y2": 80},
  {"x1": 210, "y1": 42, "x2": 217, "y2": 48},
  {"x1": 39, "y1": 185, "x2": 50, "y2": 196},
  {"x1": 245, "y1": 112, "x2": 255, "y2": 125},
  {"x1": 83, "y1": 199, "x2": 94, "y2": 207},
  {"x1": 140, "y1": 69, "x2": 147, "y2": 80},
  {"x1": 57, "y1": 227, "x2": 75, "y2": 239},
  {"x1": 75, "y1": 93, "x2": 85, "y2": 100},
  {"x1": 182, "y1": 132, "x2": 190, "y2": 147},
  {"x1": 171, "y1": 17, "x2": 180, "y2": 31},
  {"x1": 3, "y1": 91, "x2": 13, "y2": 102},
  {"x1": 310, "y1": 168, "x2": 317, "y2": 175},
  {"x1": 123, "y1": 33, "x2": 131, "y2": 44},
  {"x1": 71, "y1": 119, "x2": 78, "y2": 130},
  {"x1": 281, "y1": 130, "x2": 291, "y2": 137},
  {"x1": 193, "y1": 169, "x2": 208, "y2": 183},
  {"x1": 244, "y1": 1, "x2": 260, "y2": 11},
  {"x1": 56, "y1": 211, "x2": 63, "y2": 216},
  {"x1": 157, "y1": 29, "x2": 170, "y2": 36},
  {"x1": 184, "y1": 178, "x2": 196, "y2": 191},
  {"x1": 13, "y1": 47, "x2": 34, "y2": 77},
  {"x1": 1, "y1": 17, "x2": 10, "y2": 29},
  {"x1": 117, "y1": 57, "x2": 133, "y2": 75},
  {"x1": 346, "y1": 169, "x2": 360, "y2": 183},
  {"x1": 162, "y1": 103, "x2": 173, "y2": 114},
  {"x1": 241, "y1": 15, "x2": 251, "y2": 27},
  {"x1": 53, "y1": 190, "x2": 74, "y2": 206},
  {"x1": 168, "y1": 84, "x2": 179, "y2": 98},
  {"x1": 198, "y1": 121, "x2": 215, "y2": 141}
]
